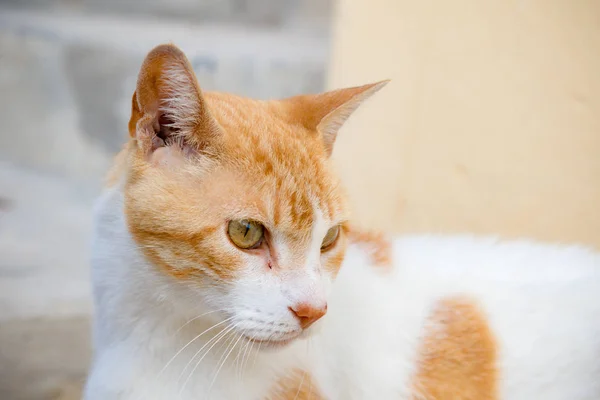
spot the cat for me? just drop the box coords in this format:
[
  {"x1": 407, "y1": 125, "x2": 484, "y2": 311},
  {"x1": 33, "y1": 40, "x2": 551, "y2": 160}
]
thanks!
[
  {"x1": 84, "y1": 43, "x2": 600, "y2": 400},
  {"x1": 84, "y1": 42, "x2": 377, "y2": 399}
]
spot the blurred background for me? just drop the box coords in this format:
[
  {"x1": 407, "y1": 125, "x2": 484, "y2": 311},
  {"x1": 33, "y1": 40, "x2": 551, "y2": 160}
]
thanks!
[{"x1": 0, "y1": 0, "x2": 598, "y2": 399}]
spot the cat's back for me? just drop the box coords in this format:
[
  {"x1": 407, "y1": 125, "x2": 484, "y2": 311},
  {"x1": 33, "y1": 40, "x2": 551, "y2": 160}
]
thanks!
[
  {"x1": 316, "y1": 235, "x2": 600, "y2": 399},
  {"x1": 395, "y1": 234, "x2": 599, "y2": 284},
  {"x1": 397, "y1": 235, "x2": 600, "y2": 399}
]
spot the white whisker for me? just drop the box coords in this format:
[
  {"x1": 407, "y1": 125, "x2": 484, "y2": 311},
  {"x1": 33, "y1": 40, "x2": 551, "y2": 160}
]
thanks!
[
  {"x1": 252, "y1": 340, "x2": 263, "y2": 369},
  {"x1": 240, "y1": 333, "x2": 256, "y2": 383},
  {"x1": 293, "y1": 370, "x2": 307, "y2": 400},
  {"x1": 179, "y1": 323, "x2": 238, "y2": 396},
  {"x1": 207, "y1": 331, "x2": 246, "y2": 396},
  {"x1": 174, "y1": 309, "x2": 229, "y2": 335},
  {"x1": 177, "y1": 323, "x2": 233, "y2": 386},
  {"x1": 158, "y1": 315, "x2": 235, "y2": 378},
  {"x1": 232, "y1": 329, "x2": 249, "y2": 382}
]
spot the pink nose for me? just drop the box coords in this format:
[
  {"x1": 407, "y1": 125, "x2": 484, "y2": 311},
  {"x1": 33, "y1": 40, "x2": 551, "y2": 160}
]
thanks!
[{"x1": 289, "y1": 302, "x2": 327, "y2": 329}]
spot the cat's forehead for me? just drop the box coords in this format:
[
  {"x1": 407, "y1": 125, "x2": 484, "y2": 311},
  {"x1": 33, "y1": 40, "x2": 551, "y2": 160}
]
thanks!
[{"x1": 204, "y1": 93, "x2": 346, "y2": 237}]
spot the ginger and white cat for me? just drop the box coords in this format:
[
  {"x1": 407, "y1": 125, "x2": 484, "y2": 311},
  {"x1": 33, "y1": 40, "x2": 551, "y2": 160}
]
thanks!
[{"x1": 84, "y1": 44, "x2": 600, "y2": 400}]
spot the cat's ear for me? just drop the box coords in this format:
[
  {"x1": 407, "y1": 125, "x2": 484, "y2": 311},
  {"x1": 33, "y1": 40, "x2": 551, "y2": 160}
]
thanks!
[
  {"x1": 284, "y1": 81, "x2": 389, "y2": 156},
  {"x1": 128, "y1": 43, "x2": 221, "y2": 163}
]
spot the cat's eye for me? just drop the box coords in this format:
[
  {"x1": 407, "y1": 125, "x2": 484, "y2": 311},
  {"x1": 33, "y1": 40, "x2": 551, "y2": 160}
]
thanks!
[
  {"x1": 228, "y1": 220, "x2": 264, "y2": 249},
  {"x1": 321, "y1": 225, "x2": 340, "y2": 251}
]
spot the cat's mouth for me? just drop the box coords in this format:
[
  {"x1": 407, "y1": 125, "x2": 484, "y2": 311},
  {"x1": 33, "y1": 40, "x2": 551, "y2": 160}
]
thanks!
[{"x1": 243, "y1": 335, "x2": 297, "y2": 350}]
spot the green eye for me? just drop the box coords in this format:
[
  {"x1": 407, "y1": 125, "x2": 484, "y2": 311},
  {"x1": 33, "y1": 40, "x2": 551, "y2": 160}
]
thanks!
[
  {"x1": 228, "y1": 220, "x2": 264, "y2": 249},
  {"x1": 321, "y1": 225, "x2": 340, "y2": 250}
]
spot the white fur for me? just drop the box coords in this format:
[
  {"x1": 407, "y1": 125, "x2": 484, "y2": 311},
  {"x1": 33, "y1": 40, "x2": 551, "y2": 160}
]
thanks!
[
  {"x1": 311, "y1": 236, "x2": 600, "y2": 400},
  {"x1": 85, "y1": 181, "x2": 600, "y2": 399}
]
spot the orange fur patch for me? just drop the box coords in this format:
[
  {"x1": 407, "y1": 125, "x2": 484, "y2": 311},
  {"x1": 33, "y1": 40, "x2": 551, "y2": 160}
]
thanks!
[
  {"x1": 266, "y1": 369, "x2": 323, "y2": 400},
  {"x1": 104, "y1": 142, "x2": 133, "y2": 188},
  {"x1": 347, "y1": 226, "x2": 392, "y2": 269},
  {"x1": 411, "y1": 297, "x2": 498, "y2": 400}
]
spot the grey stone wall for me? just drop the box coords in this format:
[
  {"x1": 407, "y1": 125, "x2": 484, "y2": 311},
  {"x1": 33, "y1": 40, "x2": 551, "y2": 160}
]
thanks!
[
  {"x1": 0, "y1": 4, "x2": 329, "y2": 179},
  {"x1": 0, "y1": 0, "x2": 332, "y2": 27}
]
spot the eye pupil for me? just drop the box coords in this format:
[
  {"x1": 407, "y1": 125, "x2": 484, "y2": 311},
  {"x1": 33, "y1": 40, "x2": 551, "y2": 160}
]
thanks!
[{"x1": 228, "y1": 219, "x2": 264, "y2": 249}]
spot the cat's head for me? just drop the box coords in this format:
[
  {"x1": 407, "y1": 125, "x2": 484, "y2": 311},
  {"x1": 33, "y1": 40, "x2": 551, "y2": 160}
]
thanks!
[{"x1": 123, "y1": 44, "x2": 386, "y2": 348}]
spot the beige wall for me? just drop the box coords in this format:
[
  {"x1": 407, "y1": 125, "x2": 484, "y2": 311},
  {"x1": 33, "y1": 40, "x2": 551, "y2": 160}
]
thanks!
[{"x1": 329, "y1": 0, "x2": 600, "y2": 248}]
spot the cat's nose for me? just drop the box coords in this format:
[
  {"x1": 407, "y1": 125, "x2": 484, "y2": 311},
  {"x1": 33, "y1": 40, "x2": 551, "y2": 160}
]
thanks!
[{"x1": 289, "y1": 302, "x2": 327, "y2": 329}]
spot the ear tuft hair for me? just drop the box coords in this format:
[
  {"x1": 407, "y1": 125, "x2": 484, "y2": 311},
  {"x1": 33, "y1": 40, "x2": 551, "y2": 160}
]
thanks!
[{"x1": 129, "y1": 43, "x2": 221, "y2": 159}]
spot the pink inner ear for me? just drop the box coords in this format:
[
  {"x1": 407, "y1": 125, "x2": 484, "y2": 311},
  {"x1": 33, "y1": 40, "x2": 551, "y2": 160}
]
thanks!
[
  {"x1": 150, "y1": 145, "x2": 187, "y2": 168},
  {"x1": 151, "y1": 112, "x2": 198, "y2": 162}
]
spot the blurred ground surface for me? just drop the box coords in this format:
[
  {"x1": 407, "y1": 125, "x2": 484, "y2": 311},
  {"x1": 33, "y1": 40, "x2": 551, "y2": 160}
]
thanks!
[{"x1": 0, "y1": 1, "x2": 330, "y2": 398}]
